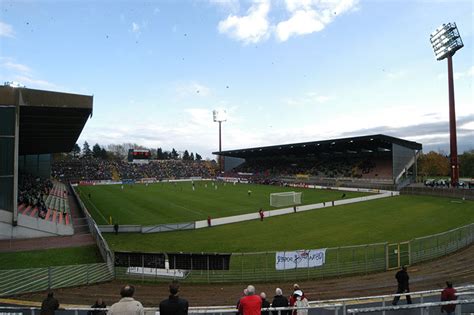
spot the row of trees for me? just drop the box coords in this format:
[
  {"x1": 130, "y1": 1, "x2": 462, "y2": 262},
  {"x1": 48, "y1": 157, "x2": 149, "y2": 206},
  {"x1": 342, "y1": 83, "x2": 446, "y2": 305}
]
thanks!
[
  {"x1": 418, "y1": 150, "x2": 474, "y2": 177},
  {"x1": 70, "y1": 142, "x2": 204, "y2": 162}
]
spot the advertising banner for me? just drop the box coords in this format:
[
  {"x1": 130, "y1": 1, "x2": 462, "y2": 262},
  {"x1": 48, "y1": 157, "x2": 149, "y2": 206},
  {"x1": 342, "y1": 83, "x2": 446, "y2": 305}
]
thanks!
[{"x1": 275, "y1": 249, "x2": 326, "y2": 270}]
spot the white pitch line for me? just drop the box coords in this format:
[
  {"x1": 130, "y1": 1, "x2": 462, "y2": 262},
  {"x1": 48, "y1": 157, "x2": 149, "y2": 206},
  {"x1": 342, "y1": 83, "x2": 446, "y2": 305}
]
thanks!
[{"x1": 85, "y1": 198, "x2": 109, "y2": 224}]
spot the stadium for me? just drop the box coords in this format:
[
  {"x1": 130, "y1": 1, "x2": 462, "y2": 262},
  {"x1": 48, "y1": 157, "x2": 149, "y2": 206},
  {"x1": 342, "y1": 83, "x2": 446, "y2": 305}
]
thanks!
[
  {"x1": 1, "y1": 84, "x2": 474, "y2": 314},
  {"x1": 1, "y1": 3, "x2": 474, "y2": 314}
]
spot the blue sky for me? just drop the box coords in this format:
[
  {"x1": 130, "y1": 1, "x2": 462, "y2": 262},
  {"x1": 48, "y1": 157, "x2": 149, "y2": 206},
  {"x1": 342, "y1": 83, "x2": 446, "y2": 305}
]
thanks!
[{"x1": 1, "y1": 0, "x2": 473, "y2": 158}]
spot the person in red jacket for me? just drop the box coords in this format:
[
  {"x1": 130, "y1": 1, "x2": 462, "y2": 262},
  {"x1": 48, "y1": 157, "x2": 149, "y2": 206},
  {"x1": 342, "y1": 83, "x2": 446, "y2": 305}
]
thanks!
[
  {"x1": 441, "y1": 281, "x2": 457, "y2": 314},
  {"x1": 239, "y1": 285, "x2": 262, "y2": 315}
]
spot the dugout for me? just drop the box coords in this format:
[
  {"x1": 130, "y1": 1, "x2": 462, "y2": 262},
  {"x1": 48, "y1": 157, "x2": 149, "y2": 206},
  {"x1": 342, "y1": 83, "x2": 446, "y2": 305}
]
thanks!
[
  {"x1": 0, "y1": 85, "x2": 93, "y2": 237},
  {"x1": 115, "y1": 251, "x2": 231, "y2": 271},
  {"x1": 214, "y1": 134, "x2": 422, "y2": 187}
]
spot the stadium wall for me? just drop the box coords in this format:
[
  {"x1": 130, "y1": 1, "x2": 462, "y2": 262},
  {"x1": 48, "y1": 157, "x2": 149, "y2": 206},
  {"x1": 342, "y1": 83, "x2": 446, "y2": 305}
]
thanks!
[
  {"x1": 401, "y1": 186, "x2": 474, "y2": 200},
  {"x1": 392, "y1": 143, "x2": 417, "y2": 183},
  {"x1": 0, "y1": 209, "x2": 73, "y2": 239}
]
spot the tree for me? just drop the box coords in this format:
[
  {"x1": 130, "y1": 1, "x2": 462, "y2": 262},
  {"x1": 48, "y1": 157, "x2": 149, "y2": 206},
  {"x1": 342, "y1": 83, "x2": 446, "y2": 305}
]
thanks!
[
  {"x1": 190, "y1": 152, "x2": 195, "y2": 161},
  {"x1": 182, "y1": 150, "x2": 190, "y2": 160},
  {"x1": 71, "y1": 143, "x2": 81, "y2": 157},
  {"x1": 460, "y1": 150, "x2": 474, "y2": 177},
  {"x1": 418, "y1": 151, "x2": 449, "y2": 177},
  {"x1": 101, "y1": 148, "x2": 108, "y2": 160},
  {"x1": 171, "y1": 148, "x2": 179, "y2": 160},
  {"x1": 83, "y1": 141, "x2": 92, "y2": 157},
  {"x1": 92, "y1": 143, "x2": 102, "y2": 158},
  {"x1": 157, "y1": 148, "x2": 164, "y2": 160},
  {"x1": 162, "y1": 151, "x2": 170, "y2": 160},
  {"x1": 195, "y1": 153, "x2": 202, "y2": 161}
]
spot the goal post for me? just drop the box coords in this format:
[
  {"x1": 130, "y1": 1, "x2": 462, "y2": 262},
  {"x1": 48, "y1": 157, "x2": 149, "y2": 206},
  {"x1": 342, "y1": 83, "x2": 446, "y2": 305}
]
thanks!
[{"x1": 270, "y1": 191, "x2": 302, "y2": 207}]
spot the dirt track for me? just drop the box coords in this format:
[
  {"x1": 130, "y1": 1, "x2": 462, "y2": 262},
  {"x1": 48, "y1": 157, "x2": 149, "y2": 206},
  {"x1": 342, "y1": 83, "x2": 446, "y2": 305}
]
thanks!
[{"x1": 11, "y1": 242, "x2": 474, "y2": 307}]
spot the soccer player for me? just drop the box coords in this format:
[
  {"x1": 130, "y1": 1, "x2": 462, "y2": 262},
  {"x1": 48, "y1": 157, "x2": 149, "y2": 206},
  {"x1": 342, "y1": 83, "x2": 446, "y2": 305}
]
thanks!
[
  {"x1": 259, "y1": 208, "x2": 264, "y2": 221},
  {"x1": 248, "y1": 190, "x2": 252, "y2": 196}
]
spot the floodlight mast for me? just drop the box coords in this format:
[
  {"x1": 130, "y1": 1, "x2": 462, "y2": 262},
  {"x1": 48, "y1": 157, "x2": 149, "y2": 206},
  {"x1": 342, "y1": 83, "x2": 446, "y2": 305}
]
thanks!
[
  {"x1": 213, "y1": 109, "x2": 227, "y2": 172},
  {"x1": 430, "y1": 23, "x2": 464, "y2": 186}
]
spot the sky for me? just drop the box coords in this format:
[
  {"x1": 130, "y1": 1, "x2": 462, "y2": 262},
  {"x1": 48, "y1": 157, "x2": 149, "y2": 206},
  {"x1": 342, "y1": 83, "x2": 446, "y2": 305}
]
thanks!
[{"x1": 0, "y1": 0, "x2": 473, "y2": 159}]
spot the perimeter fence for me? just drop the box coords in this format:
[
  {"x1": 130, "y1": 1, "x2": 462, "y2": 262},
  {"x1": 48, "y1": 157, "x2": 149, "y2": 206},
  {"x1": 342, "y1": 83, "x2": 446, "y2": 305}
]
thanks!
[
  {"x1": 0, "y1": 263, "x2": 112, "y2": 296},
  {"x1": 115, "y1": 222, "x2": 474, "y2": 283}
]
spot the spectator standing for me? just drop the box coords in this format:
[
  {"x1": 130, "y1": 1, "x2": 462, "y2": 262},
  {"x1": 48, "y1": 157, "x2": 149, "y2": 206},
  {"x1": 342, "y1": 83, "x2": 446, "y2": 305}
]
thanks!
[
  {"x1": 109, "y1": 285, "x2": 144, "y2": 315},
  {"x1": 271, "y1": 288, "x2": 289, "y2": 315},
  {"x1": 239, "y1": 285, "x2": 262, "y2": 315},
  {"x1": 207, "y1": 216, "x2": 212, "y2": 227},
  {"x1": 292, "y1": 291, "x2": 309, "y2": 315},
  {"x1": 392, "y1": 266, "x2": 412, "y2": 305},
  {"x1": 159, "y1": 281, "x2": 189, "y2": 315},
  {"x1": 88, "y1": 298, "x2": 107, "y2": 315},
  {"x1": 441, "y1": 281, "x2": 457, "y2": 314},
  {"x1": 259, "y1": 209, "x2": 264, "y2": 221},
  {"x1": 260, "y1": 292, "x2": 270, "y2": 315},
  {"x1": 40, "y1": 292, "x2": 59, "y2": 315}
]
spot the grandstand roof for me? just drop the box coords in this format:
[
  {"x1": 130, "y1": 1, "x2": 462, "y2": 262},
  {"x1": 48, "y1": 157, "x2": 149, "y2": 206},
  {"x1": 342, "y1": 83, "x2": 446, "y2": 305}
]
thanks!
[
  {"x1": 0, "y1": 86, "x2": 93, "y2": 155},
  {"x1": 213, "y1": 134, "x2": 422, "y2": 158}
]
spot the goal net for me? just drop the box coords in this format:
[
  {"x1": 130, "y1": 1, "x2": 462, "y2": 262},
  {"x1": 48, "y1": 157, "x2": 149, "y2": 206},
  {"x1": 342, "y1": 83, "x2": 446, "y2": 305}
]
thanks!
[{"x1": 270, "y1": 192, "x2": 302, "y2": 207}]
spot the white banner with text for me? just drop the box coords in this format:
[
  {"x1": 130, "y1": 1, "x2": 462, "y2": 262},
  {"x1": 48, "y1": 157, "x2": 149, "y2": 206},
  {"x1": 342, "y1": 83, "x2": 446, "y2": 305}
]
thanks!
[{"x1": 275, "y1": 249, "x2": 326, "y2": 270}]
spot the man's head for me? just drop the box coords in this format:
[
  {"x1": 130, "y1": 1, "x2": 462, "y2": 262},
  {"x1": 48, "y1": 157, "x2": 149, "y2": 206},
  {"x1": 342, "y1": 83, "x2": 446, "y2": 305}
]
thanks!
[
  {"x1": 169, "y1": 281, "x2": 180, "y2": 296},
  {"x1": 446, "y1": 281, "x2": 453, "y2": 288},
  {"x1": 402, "y1": 266, "x2": 407, "y2": 271},
  {"x1": 120, "y1": 285, "x2": 135, "y2": 298},
  {"x1": 260, "y1": 292, "x2": 266, "y2": 300},
  {"x1": 275, "y1": 288, "x2": 283, "y2": 296},
  {"x1": 246, "y1": 285, "x2": 255, "y2": 295},
  {"x1": 293, "y1": 284, "x2": 300, "y2": 290},
  {"x1": 47, "y1": 292, "x2": 54, "y2": 298}
]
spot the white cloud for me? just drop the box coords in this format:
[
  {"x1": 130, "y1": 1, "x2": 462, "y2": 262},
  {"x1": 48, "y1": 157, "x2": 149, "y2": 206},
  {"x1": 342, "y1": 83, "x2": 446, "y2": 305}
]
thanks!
[
  {"x1": 3, "y1": 61, "x2": 31, "y2": 74},
  {"x1": 175, "y1": 81, "x2": 212, "y2": 98},
  {"x1": 437, "y1": 65, "x2": 474, "y2": 80},
  {"x1": 13, "y1": 75, "x2": 57, "y2": 89},
  {"x1": 217, "y1": 0, "x2": 271, "y2": 44},
  {"x1": 131, "y1": 22, "x2": 140, "y2": 33},
  {"x1": 285, "y1": 91, "x2": 333, "y2": 106},
  {"x1": 276, "y1": 0, "x2": 358, "y2": 41},
  {"x1": 0, "y1": 21, "x2": 15, "y2": 38},
  {"x1": 386, "y1": 69, "x2": 406, "y2": 79}
]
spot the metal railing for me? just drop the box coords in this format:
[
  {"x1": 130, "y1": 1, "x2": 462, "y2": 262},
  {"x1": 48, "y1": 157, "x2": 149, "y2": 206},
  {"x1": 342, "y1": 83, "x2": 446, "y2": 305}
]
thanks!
[
  {"x1": 0, "y1": 263, "x2": 113, "y2": 296},
  {"x1": 70, "y1": 183, "x2": 115, "y2": 274},
  {"x1": 1, "y1": 286, "x2": 473, "y2": 315}
]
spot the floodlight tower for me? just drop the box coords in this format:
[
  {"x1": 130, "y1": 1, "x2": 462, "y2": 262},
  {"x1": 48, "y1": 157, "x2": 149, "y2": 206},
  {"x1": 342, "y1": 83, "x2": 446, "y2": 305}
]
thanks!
[
  {"x1": 213, "y1": 109, "x2": 227, "y2": 172},
  {"x1": 430, "y1": 23, "x2": 464, "y2": 186}
]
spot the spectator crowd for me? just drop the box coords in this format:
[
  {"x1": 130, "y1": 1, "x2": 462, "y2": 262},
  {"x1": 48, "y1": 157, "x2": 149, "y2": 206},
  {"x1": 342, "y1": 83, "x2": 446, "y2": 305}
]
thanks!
[
  {"x1": 39, "y1": 271, "x2": 460, "y2": 315},
  {"x1": 18, "y1": 173, "x2": 52, "y2": 218},
  {"x1": 52, "y1": 158, "x2": 213, "y2": 182}
]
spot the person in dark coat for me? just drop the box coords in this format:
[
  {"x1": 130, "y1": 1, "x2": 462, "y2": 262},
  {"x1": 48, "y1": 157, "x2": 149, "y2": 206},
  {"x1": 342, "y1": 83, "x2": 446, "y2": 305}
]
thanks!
[
  {"x1": 40, "y1": 292, "x2": 59, "y2": 315},
  {"x1": 88, "y1": 298, "x2": 107, "y2": 315},
  {"x1": 260, "y1": 292, "x2": 270, "y2": 315},
  {"x1": 392, "y1": 266, "x2": 412, "y2": 305},
  {"x1": 271, "y1": 288, "x2": 289, "y2": 315},
  {"x1": 159, "y1": 281, "x2": 189, "y2": 315}
]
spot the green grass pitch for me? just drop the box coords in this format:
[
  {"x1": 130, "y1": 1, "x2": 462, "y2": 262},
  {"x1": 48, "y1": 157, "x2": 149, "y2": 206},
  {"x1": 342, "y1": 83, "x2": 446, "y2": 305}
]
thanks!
[
  {"x1": 76, "y1": 181, "x2": 369, "y2": 225},
  {"x1": 0, "y1": 245, "x2": 103, "y2": 270},
  {"x1": 103, "y1": 195, "x2": 474, "y2": 253}
]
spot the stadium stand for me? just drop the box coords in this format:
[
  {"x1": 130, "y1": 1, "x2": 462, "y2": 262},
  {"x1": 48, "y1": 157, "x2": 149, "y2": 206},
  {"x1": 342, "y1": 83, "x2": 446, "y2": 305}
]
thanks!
[
  {"x1": 17, "y1": 176, "x2": 71, "y2": 225},
  {"x1": 52, "y1": 158, "x2": 213, "y2": 182},
  {"x1": 217, "y1": 135, "x2": 422, "y2": 189}
]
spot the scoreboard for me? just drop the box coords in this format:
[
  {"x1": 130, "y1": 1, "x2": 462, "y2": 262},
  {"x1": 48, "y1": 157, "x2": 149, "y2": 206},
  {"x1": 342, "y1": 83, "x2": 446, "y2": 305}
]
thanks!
[{"x1": 128, "y1": 149, "x2": 151, "y2": 164}]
